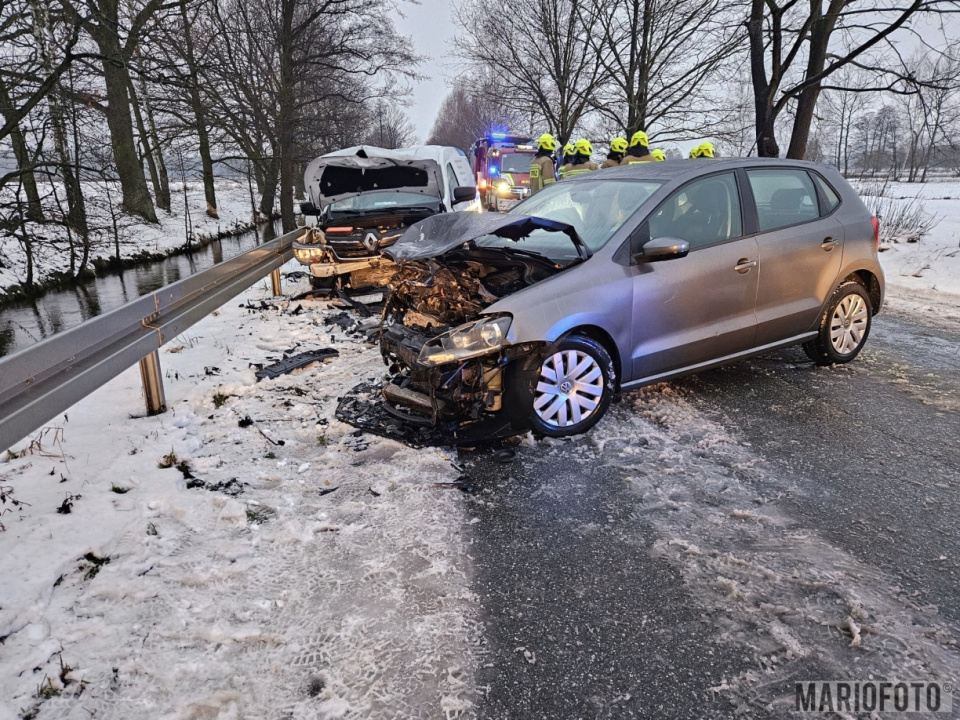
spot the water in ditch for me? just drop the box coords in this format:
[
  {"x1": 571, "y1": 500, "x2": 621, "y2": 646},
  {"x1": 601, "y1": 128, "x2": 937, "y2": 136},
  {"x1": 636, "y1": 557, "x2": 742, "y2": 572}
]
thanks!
[{"x1": 0, "y1": 221, "x2": 283, "y2": 359}]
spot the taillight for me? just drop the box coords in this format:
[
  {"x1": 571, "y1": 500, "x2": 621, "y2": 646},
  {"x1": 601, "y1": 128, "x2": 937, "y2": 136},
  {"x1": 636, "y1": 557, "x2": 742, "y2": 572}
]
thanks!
[{"x1": 871, "y1": 216, "x2": 880, "y2": 249}]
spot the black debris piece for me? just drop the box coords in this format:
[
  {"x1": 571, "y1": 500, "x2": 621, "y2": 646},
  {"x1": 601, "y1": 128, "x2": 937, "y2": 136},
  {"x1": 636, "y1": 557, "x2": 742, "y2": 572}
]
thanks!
[
  {"x1": 432, "y1": 478, "x2": 475, "y2": 493},
  {"x1": 290, "y1": 304, "x2": 304, "y2": 316},
  {"x1": 317, "y1": 487, "x2": 339, "y2": 497},
  {"x1": 255, "y1": 349, "x2": 339, "y2": 381},
  {"x1": 205, "y1": 366, "x2": 221, "y2": 376},
  {"x1": 56, "y1": 494, "x2": 80, "y2": 514},
  {"x1": 335, "y1": 382, "x2": 518, "y2": 449},
  {"x1": 334, "y1": 288, "x2": 373, "y2": 317},
  {"x1": 186, "y1": 477, "x2": 245, "y2": 496},
  {"x1": 368, "y1": 488, "x2": 381, "y2": 497},
  {"x1": 493, "y1": 448, "x2": 517, "y2": 464},
  {"x1": 238, "y1": 416, "x2": 254, "y2": 428},
  {"x1": 284, "y1": 270, "x2": 310, "y2": 280},
  {"x1": 323, "y1": 312, "x2": 356, "y2": 331}
]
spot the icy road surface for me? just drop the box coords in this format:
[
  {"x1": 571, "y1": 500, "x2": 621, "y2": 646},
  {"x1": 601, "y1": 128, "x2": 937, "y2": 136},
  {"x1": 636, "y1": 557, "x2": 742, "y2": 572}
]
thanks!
[{"x1": 1, "y1": 273, "x2": 958, "y2": 719}]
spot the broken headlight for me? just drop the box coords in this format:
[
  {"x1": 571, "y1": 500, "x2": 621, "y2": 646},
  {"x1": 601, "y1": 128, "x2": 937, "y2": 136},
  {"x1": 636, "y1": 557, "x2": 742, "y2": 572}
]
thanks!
[
  {"x1": 293, "y1": 246, "x2": 327, "y2": 264},
  {"x1": 417, "y1": 315, "x2": 512, "y2": 367}
]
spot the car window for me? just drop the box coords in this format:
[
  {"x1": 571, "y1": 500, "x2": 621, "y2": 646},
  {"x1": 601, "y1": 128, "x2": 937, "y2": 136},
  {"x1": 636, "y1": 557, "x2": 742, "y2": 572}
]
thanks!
[
  {"x1": 747, "y1": 169, "x2": 820, "y2": 231},
  {"x1": 500, "y1": 153, "x2": 534, "y2": 174},
  {"x1": 647, "y1": 172, "x2": 742, "y2": 250},
  {"x1": 811, "y1": 172, "x2": 840, "y2": 211},
  {"x1": 445, "y1": 163, "x2": 459, "y2": 203},
  {"x1": 501, "y1": 179, "x2": 662, "y2": 256}
]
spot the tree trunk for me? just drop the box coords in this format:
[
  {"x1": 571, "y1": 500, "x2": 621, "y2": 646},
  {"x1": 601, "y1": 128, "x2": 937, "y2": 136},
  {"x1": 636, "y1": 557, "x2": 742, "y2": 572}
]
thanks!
[
  {"x1": 277, "y1": 0, "x2": 296, "y2": 233},
  {"x1": 259, "y1": 158, "x2": 279, "y2": 218},
  {"x1": 128, "y1": 73, "x2": 164, "y2": 207},
  {"x1": 0, "y1": 82, "x2": 44, "y2": 223},
  {"x1": 180, "y1": 0, "x2": 217, "y2": 218},
  {"x1": 747, "y1": 0, "x2": 780, "y2": 157},
  {"x1": 92, "y1": 0, "x2": 157, "y2": 223}
]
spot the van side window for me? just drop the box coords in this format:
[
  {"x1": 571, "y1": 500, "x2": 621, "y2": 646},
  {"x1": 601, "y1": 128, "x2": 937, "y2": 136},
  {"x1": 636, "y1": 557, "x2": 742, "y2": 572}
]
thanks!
[
  {"x1": 810, "y1": 173, "x2": 841, "y2": 212},
  {"x1": 446, "y1": 163, "x2": 459, "y2": 205},
  {"x1": 747, "y1": 169, "x2": 819, "y2": 231},
  {"x1": 647, "y1": 172, "x2": 742, "y2": 250}
]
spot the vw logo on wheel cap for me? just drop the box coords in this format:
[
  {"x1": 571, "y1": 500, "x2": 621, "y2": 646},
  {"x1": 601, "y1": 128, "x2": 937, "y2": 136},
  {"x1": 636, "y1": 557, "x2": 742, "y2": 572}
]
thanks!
[{"x1": 362, "y1": 232, "x2": 379, "y2": 252}]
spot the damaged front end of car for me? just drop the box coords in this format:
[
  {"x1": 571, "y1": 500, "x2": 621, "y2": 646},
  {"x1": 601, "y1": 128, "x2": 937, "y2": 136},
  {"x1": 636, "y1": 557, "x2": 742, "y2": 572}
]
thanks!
[{"x1": 336, "y1": 213, "x2": 590, "y2": 445}]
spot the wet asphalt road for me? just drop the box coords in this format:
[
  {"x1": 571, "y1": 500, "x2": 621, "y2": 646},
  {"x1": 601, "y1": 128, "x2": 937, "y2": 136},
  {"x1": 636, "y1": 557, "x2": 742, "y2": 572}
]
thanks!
[{"x1": 460, "y1": 304, "x2": 960, "y2": 719}]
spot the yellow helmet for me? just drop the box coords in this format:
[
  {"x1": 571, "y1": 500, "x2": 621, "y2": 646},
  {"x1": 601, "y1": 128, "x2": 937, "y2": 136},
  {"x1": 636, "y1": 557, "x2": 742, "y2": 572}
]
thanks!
[
  {"x1": 575, "y1": 138, "x2": 593, "y2": 156},
  {"x1": 562, "y1": 143, "x2": 575, "y2": 159},
  {"x1": 650, "y1": 148, "x2": 666, "y2": 161},
  {"x1": 690, "y1": 141, "x2": 715, "y2": 159},
  {"x1": 629, "y1": 130, "x2": 649, "y2": 148},
  {"x1": 610, "y1": 137, "x2": 628, "y2": 154},
  {"x1": 537, "y1": 133, "x2": 558, "y2": 152}
]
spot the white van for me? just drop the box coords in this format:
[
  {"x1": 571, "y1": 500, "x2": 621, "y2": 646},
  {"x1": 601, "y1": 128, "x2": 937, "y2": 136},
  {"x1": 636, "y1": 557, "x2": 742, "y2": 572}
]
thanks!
[{"x1": 294, "y1": 145, "x2": 479, "y2": 291}]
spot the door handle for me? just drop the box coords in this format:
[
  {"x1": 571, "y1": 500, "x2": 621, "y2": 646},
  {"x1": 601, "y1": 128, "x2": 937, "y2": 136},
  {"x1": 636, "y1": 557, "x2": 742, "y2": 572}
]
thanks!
[
  {"x1": 821, "y1": 237, "x2": 837, "y2": 251},
  {"x1": 734, "y1": 258, "x2": 757, "y2": 274}
]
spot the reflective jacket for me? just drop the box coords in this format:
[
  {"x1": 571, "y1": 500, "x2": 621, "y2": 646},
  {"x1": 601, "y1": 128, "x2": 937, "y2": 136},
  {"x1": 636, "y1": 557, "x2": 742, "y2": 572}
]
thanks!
[
  {"x1": 620, "y1": 150, "x2": 653, "y2": 165},
  {"x1": 559, "y1": 160, "x2": 598, "y2": 179},
  {"x1": 529, "y1": 155, "x2": 556, "y2": 194}
]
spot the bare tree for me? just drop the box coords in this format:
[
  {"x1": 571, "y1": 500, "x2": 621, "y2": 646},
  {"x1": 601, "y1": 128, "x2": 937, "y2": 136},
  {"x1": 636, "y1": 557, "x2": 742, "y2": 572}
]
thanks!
[
  {"x1": 365, "y1": 100, "x2": 417, "y2": 149},
  {"x1": 587, "y1": 0, "x2": 742, "y2": 141},
  {"x1": 745, "y1": 0, "x2": 960, "y2": 158},
  {"x1": 455, "y1": 0, "x2": 607, "y2": 144}
]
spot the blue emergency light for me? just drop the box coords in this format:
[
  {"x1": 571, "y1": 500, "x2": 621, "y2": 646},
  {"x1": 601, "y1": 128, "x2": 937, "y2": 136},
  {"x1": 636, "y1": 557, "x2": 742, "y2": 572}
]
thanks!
[
  {"x1": 489, "y1": 167, "x2": 499, "y2": 175},
  {"x1": 490, "y1": 132, "x2": 507, "y2": 140}
]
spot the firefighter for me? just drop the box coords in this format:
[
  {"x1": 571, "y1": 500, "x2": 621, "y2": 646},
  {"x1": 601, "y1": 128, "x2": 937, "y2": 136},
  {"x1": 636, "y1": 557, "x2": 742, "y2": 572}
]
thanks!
[
  {"x1": 601, "y1": 137, "x2": 628, "y2": 168},
  {"x1": 689, "y1": 142, "x2": 716, "y2": 158},
  {"x1": 560, "y1": 139, "x2": 599, "y2": 179},
  {"x1": 557, "y1": 143, "x2": 576, "y2": 179},
  {"x1": 530, "y1": 133, "x2": 558, "y2": 194},
  {"x1": 620, "y1": 130, "x2": 653, "y2": 164},
  {"x1": 650, "y1": 149, "x2": 666, "y2": 161}
]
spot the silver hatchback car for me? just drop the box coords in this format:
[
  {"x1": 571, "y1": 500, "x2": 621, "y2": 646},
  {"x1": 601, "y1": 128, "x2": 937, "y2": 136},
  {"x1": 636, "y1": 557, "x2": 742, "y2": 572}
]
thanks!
[{"x1": 364, "y1": 158, "x2": 883, "y2": 439}]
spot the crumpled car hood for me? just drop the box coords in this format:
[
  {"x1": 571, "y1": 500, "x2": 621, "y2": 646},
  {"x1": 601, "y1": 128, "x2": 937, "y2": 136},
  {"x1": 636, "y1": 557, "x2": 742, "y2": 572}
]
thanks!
[
  {"x1": 383, "y1": 212, "x2": 591, "y2": 262},
  {"x1": 304, "y1": 152, "x2": 443, "y2": 208}
]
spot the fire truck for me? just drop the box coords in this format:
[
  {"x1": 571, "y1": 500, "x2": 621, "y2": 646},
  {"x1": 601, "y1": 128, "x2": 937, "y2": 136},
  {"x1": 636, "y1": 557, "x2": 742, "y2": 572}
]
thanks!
[{"x1": 468, "y1": 133, "x2": 536, "y2": 212}]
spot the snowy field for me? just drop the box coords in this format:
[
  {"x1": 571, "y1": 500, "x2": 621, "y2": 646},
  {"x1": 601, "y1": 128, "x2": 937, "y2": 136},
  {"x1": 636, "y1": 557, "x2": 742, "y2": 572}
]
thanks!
[
  {"x1": 0, "y1": 271, "x2": 478, "y2": 720},
  {"x1": 864, "y1": 180, "x2": 960, "y2": 303},
  {"x1": 0, "y1": 181, "x2": 259, "y2": 298}
]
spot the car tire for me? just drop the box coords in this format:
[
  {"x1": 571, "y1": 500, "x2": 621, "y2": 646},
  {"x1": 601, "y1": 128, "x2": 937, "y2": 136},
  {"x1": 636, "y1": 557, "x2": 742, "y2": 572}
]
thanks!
[
  {"x1": 525, "y1": 335, "x2": 616, "y2": 437},
  {"x1": 803, "y1": 281, "x2": 872, "y2": 365},
  {"x1": 310, "y1": 275, "x2": 338, "y2": 295}
]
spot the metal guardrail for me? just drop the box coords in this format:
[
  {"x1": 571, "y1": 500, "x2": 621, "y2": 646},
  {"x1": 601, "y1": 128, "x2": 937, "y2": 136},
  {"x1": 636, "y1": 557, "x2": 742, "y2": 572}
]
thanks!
[{"x1": 0, "y1": 227, "x2": 303, "y2": 452}]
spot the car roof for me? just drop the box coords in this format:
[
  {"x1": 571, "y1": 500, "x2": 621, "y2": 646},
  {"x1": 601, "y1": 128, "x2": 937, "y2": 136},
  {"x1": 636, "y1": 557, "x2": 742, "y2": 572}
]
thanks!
[
  {"x1": 323, "y1": 144, "x2": 466, "y2": 165},
  {"x1": 587, "y1": 157, "x2": 839, "y2": 184}
]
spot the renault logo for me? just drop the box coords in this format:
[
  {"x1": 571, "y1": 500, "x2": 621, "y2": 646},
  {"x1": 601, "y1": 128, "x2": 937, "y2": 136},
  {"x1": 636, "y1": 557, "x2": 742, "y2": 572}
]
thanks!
[{"x1": 362, "y1": 232, "x2": 379, "y2": 252}]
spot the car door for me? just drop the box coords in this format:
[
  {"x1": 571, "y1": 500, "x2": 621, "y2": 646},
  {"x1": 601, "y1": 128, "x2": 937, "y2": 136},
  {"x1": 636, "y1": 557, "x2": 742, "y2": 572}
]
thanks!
[
  {"x1": 744, "y1": 168, "x2": 844, "y2": 344},
  {"x1": 629, "y1": 171, "x2": 760, "y2": 380}
]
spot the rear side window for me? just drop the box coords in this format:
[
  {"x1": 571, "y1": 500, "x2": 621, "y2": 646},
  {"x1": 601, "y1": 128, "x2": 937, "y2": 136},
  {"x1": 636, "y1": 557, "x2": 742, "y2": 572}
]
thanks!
[
  {"x1": 647, "y1": 172, "x2": 742, "y2": 250},
  {"x1": 747, "y1": 169, "x2": 819, "y2": 231},
  {"x1": 811, "y1": 173, "x2": 840, "y2": 211}
]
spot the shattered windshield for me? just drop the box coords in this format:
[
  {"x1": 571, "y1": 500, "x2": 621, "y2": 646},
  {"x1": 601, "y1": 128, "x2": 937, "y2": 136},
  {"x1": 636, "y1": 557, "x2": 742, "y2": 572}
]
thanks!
[
  {"x1": 484, "y1": 179, "x2": 661, "y2": 256},
  {"x1": 328, "y1": 191, "x2": 442, "y2": 213}
]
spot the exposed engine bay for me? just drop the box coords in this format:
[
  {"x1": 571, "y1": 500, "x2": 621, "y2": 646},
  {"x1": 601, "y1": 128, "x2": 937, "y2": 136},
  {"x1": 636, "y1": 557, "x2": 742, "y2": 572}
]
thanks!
[{"x1": 347, "y1": 213, "x2": 588, "y2": 438}]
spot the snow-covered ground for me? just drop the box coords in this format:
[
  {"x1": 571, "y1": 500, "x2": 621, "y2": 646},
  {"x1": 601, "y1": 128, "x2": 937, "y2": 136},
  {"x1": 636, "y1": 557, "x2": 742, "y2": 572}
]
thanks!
[
  {"x1": 0, "y1": 181, "x2": 259, "y2": 298},
  {"x1": 0, "y1": 271, "x2": 478, "y2": 719},
  {"x1": 863, "y1": 180, "x2": 960, "y2": 302}
]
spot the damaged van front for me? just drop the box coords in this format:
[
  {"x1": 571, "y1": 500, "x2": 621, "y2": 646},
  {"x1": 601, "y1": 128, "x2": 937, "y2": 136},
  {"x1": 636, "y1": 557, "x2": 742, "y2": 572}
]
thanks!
[{"x1": 294, "y1": 146, "x2": 477, "y2": 292}]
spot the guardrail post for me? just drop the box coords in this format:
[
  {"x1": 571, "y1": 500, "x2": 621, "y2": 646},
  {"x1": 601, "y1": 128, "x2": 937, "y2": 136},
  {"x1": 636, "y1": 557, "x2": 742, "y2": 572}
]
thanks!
[
  {"x1": 270, "y1": 268, "x2": 282, "y2": 296},
  {"x1": 139, "y1": 351, "x2": 167, "y2": 415}
]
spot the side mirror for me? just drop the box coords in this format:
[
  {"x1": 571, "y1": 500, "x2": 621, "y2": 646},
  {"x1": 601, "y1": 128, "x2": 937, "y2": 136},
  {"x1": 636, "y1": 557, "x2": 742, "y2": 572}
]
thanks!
[
  {"x1": 299, "y1": 201, "x2": 320, "y2": 216},
  {"x1": 636, "y1": 236, "x2": 690, "y2": 262},
  {"x1": 452, "y1": 186, "x2": 477, "y2": 204}
]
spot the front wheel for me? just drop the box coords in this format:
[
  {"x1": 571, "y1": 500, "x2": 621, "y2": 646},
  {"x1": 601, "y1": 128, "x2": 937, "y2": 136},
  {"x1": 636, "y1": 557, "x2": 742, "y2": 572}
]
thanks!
[
  {"x1": 525, "y1": 336, "x2": 615, "y2": 437},
  {"x1": 803, "y1": 281, "x2": 872, "y2": 365}
]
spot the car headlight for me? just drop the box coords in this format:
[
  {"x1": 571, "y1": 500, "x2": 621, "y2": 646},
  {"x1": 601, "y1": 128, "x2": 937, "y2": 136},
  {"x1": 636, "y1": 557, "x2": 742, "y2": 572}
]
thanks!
[
  {"x1": 293, "y1": 246, "x2": 327, "y2": 264},
  {"x1": 497, "y1": 181, "x2": 512, "y2": 195},
  {"x1": 417, "y1": 315, "x2": 512, "y2": 367}
]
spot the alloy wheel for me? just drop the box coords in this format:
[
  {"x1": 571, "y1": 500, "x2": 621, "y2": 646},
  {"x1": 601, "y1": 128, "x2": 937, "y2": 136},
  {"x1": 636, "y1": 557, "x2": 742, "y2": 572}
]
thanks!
[{"x1": 533, "y1": 350, "x2": 604, "y2": 427}]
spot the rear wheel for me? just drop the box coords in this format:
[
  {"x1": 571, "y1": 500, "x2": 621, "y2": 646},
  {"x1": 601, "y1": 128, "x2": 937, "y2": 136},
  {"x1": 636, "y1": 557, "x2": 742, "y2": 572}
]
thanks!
[
  {"x1": 526, "y1": 336, "x2": 615, "y2": 437},
  {"x1": 803, "y1": 281, "x2": 872, "y2": 365}
]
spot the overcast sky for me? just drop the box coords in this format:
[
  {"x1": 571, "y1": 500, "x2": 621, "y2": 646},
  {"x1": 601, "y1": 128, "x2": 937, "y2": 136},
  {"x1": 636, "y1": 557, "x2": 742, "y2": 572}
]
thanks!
[{"x1": 391, "y1": 1, "x2": 458, "y2": 142}]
